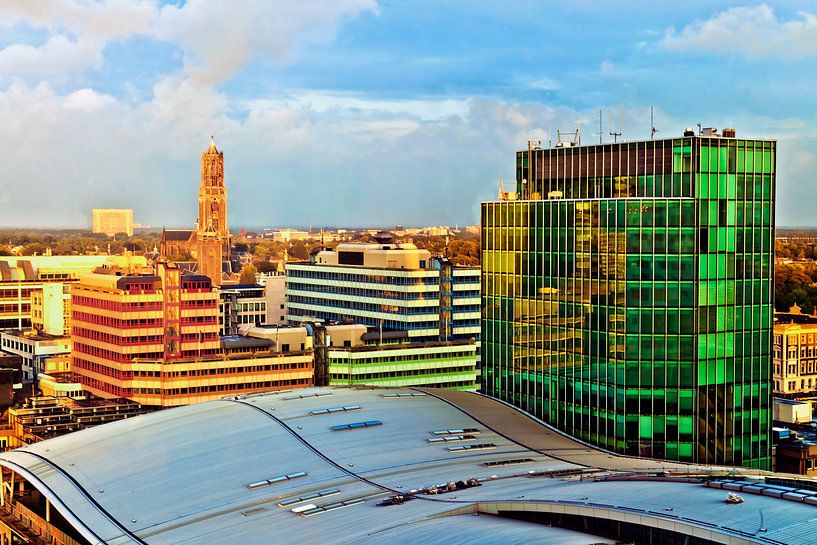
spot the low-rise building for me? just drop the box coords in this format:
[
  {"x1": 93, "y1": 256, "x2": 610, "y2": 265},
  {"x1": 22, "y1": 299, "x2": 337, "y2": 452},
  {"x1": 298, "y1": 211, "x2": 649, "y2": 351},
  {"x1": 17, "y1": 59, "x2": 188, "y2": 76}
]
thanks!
[
  {"x1": 774, "y1": 306, "x2": 817, "y2": 396},
  {"x1": 242, "y1": 323, "x2": 478, "y2": 390},
  {"x1": 219, "y1": 284, "x2": 267, "y2": 335},
  {"x1": 0, "y1": 330, "x2": 71, "y2": 383},
  {"x1": 776, "y1": 438, "x2": 817, "y2": 476},
  {"x1": 30, "y1": 283, "x2": 71, "y2": 336},
  {"x1": 0, "y1": 255, "x2": 147, "y2": 331},
  {"x1": 773, "y1": 398, "x2": 812, "y2": 425},
  {"x1": 259, "y1": 273, "x2": 287, "y2": 325},
  {"x1": 327, "y1": 339, "x2": 477, "y2": 390},
  {"x1": 5, "y1": 396, "x2": 141, "y2": 449}
]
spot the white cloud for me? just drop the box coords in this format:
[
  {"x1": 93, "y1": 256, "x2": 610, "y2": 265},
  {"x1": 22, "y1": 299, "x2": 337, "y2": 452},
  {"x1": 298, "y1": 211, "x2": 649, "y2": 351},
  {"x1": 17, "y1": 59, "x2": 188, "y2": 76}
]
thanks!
[
  {"x1": 155, "y1": 0, "x2": 378, "y2": 83},
  {"x1": 0, "y1": 0, "x2": 157, "y2": 40},
  {"x1": 0, "y1": 0, "x2": 377, "y2": 83},
  {"x1": 277, "y1": 90, "x2": 469, "y2": 120},
  {"x1": 663, "y1": 5, "x2": 817, "y2": 57},
  {"x1": 0, "y1": 35, "x2": 103, "y2": 80},
  {"x1": 0, "y1": 0, "x2": 158, "y2": 79}
]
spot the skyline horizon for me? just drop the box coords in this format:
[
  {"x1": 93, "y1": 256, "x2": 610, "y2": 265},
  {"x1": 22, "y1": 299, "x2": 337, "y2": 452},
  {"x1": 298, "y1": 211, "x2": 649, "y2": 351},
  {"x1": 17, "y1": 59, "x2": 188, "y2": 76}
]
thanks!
[{"x1": 1, "y1": 3, "x2": 816, "y2": 228}]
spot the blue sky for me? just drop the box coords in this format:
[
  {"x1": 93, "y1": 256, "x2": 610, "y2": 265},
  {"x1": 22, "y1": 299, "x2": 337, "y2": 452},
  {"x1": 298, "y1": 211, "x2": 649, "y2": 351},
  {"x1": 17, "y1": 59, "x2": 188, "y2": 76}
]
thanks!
[{"x1": 0, "y1": 1, "x2": 815, "y2": 228}]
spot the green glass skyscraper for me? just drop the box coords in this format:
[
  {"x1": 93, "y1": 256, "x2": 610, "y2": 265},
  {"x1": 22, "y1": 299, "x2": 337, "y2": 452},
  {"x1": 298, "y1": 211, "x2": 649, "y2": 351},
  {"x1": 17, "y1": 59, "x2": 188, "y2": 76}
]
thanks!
[{"x1": 482, "y1": 129, "x2": 774, "y2": 468}]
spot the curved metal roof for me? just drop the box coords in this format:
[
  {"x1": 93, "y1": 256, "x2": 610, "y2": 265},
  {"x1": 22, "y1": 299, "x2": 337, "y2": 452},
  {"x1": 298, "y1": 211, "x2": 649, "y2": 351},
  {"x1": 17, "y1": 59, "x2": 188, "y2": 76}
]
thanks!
[{"x1": 1, "y1": 387, "x2": 815, "y2": 545}]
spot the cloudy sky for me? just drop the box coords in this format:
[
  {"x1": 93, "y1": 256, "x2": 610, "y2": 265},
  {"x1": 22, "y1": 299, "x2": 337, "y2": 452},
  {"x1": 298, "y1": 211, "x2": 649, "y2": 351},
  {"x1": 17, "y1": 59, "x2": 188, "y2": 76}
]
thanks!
[{"x1": 0, "y1": 1, "x2": 815, "y2": 229}]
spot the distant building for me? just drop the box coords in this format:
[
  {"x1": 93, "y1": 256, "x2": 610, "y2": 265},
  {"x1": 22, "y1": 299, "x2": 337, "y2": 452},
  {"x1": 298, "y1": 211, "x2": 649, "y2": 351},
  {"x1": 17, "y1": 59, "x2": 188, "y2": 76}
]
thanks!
[
  {"x1": 271, "y1": 229, "x2": 311, "y2": 242},
  {"x1": 91, "y1": 208, "x2": 133, "y2": 237},
  {"x1": 260, "y1": 273, "x2": 287, "y2": 325},
  {"x1": 219, "y1": 284, "x2": 267, "y2": 335},
  {"x1": 0, "y1": 255, "x2": 147, "y2": 331},
  {"x1": 774, "y1": 306, "x2": 817, "y2": 396},
  {"x1": 160, "y1": 138, "x2": 233, "y2": 286},
  {"x1": 0, "y1": 330, "x2": 71, "y2": 383},
  {"x1": 30, "y1": 283, "x2": 70, "y2": 336}
]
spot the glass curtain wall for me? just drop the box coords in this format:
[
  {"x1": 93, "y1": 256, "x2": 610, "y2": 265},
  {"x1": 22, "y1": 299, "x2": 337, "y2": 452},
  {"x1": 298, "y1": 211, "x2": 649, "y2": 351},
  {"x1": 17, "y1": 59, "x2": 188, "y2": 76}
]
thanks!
[{"x1": 482, "y1": 136, "x2": 774, "y2": 469}]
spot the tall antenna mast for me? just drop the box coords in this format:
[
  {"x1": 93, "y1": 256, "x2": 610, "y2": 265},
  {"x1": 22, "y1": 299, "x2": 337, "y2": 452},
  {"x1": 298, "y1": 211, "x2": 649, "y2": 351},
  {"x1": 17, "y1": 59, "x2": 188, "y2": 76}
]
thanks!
[
  {"x1": 598, "y1": 110, "x2": 603, "y2": 144},
  {"x1": 650, "y1": 106, "x2": 659, "y2": 140}
]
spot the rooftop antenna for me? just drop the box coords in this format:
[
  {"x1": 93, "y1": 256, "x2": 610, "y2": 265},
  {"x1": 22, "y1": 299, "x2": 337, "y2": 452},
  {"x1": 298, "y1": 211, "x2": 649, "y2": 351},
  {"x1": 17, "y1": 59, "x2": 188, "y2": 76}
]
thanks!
[
  {"x1": 557, "y1": 129, "x2": 581, "y2": 146},
  {"x1": 609, "y1": 131, "x2": 622, "y2": 143},
  {"x1": 650, "y1": 106, "x2": 659, "y2": 140},
  {"x1": 595, "y1": 110, "x2": 604, "y2": 144}
]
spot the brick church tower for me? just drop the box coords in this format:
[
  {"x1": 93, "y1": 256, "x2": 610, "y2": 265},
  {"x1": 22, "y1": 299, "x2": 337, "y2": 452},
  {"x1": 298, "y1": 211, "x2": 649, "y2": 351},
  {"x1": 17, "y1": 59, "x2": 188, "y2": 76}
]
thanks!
[{"x1": 197, "y1": 137, "x2": 230, "y2": 285}]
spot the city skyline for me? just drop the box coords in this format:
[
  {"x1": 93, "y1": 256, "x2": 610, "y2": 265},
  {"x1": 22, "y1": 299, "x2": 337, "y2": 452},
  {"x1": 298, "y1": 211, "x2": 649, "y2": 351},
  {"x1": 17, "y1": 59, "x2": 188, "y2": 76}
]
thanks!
[{"x1": 0, "y1": 2, "x2": 816, "y2": 228}]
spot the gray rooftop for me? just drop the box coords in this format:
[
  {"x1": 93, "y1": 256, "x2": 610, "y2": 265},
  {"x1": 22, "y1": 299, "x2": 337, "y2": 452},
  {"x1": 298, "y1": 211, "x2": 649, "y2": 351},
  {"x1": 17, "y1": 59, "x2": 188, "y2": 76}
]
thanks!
[{"x1": 1, "y1": 387, "x2": 816, "y2": 545}]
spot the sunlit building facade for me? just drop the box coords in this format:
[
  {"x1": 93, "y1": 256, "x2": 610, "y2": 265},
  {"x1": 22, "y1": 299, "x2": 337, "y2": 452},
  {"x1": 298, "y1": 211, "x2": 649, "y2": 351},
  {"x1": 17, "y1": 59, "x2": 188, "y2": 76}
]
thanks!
[
  {"x1": 482, "y1": 130, "x2": 775, "y2": 468},
  {"x1": 286, "y1": 241, "x2": 480, "y2": 343},
  {"x1": 91, "y1": 208, "x2": 133, "y2": 237},
  {"x1": 70, "y1": 262, "x2": 312, "y2": 407}
]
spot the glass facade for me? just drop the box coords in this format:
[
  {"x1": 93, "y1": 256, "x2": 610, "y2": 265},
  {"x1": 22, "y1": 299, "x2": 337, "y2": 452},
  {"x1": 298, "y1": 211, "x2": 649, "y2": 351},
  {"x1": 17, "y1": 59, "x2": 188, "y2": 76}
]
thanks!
[{"x1": 482, "y1": 136, "x2": 774, "y2": 468}]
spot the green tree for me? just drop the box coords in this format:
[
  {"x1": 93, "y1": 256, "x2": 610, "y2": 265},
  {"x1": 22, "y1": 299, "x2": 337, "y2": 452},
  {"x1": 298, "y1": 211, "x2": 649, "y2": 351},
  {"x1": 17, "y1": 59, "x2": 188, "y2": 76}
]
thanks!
[{"x1": 239, "y1": 263, "x2": 258, "y2": 285}]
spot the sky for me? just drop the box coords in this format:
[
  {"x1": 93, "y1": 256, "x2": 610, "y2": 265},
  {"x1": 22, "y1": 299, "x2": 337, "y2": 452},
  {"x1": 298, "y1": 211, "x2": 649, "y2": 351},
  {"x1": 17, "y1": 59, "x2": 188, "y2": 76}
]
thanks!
[{"x1": 0, "y1": 1, "x2": 816, "y2": 229}]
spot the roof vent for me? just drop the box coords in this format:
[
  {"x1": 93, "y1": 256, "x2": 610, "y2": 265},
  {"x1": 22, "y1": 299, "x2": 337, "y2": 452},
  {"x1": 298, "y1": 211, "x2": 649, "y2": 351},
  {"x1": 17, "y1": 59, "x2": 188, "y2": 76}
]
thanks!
[
  {"x1": 683, "y1": 128, "x2": 695, "y2": 137},
  {"x1": 702, "y1": 127, "x2": 719, "y2": 136},
  {"x1": 722, "y1": 128, "x2": 736, "y2": 138}
]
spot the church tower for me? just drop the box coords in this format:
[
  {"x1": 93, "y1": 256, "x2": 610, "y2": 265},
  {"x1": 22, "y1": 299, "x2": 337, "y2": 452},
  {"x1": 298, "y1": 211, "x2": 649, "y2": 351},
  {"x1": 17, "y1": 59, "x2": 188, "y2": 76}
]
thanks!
[{"x1": 197, "y1": 137, "x2": 230, "y2": 285}]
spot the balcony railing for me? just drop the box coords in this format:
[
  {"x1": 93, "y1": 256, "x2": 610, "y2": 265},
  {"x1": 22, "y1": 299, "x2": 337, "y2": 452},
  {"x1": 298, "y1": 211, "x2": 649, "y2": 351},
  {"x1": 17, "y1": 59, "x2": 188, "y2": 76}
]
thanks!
[{"x1": 0, "y1": 499, "x2": 84, "y2": 545}]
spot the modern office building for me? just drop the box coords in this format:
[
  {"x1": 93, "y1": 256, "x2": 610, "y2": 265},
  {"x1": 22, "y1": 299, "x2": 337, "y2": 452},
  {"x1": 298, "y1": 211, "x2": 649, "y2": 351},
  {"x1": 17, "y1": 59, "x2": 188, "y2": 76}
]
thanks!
[
  {"x1": 91, "y1": 208, "x2": 134, "y2": 237},
  {"x1": 218, "y1": 284, "x2": 268, "y2": 335},
  {"x1": 482, "y1": 129, "x2": 775, "y2": 468},
  {"x1": 286, "y1": 236, "x2": 480, "y2": 345},
  {"x1": 242, "y1": 323, "x2": 478, "y2": 390},
  {"x1": 70, "y1": 262, "x2": 312, "y2": 407},
  {"x1": 327, "y1": 338, "x2": 477, "y2": 390}
]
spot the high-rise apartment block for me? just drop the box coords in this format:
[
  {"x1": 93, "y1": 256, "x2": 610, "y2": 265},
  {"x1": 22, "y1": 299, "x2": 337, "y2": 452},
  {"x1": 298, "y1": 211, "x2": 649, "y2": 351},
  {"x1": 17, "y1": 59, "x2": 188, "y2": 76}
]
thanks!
[
  {"x1": 91, "y1": 208, "x2": 133, "y2": 237},
  {"x1": 482, "y1": 129, "x2": 774, "y2": 468},
  {"x1": 286, "y1": 237, "x2": 480, "y2": 344}
]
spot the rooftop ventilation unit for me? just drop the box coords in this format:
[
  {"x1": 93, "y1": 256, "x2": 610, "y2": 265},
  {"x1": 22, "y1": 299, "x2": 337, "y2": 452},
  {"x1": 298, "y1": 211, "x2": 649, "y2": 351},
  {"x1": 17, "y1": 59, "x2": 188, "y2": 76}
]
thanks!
[
  {"x1": 722, "y1": 128, "x2": 736, "y2": 138},
  {"x1": 702, "y1": 127, "x2": 719, "y2": 136},
  {"x1": 683, "y1": 128, "x2": 695, "y2": 137}
]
